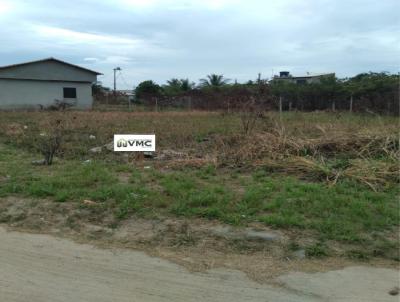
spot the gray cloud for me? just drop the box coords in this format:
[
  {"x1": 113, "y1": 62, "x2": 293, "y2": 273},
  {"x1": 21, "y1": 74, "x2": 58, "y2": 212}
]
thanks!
[{"x1": 0, "y1": 0, "x2": 398, "y2": 88}]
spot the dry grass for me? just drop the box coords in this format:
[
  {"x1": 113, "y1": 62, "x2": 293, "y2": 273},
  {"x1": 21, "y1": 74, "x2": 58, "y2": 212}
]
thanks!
[
  {"x1": 0, "y1": 110, "x2": 398, "y2": 189},
  {"x1": 208, "y1": 114, "x2": 398, "y2": 189},
  {"x1": 0, "y1": 111, "x2": 398, "y2": 262}
]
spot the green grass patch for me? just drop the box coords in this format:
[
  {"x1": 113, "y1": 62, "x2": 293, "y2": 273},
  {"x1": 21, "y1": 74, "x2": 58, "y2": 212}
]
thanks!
[
  {"x1": 305, "y1": 242, "x2": 329, "y2": 258},
  {"x1": 0, "y1": 143, "x2": 398, "y2": 251}
]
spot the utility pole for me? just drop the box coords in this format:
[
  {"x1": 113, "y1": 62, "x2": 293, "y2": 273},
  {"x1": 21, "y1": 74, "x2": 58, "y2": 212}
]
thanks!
[{"x1": 113, "y1": 67, "x2": 121, "y2": 92}]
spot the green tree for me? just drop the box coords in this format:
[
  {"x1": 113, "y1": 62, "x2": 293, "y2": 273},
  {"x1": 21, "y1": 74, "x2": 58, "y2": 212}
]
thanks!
[
  {"x1": 199, "y1": 74, "x2": 230, "y2": 88},
  {"x1": 163, "y1": 78, "x2": 181, "y2": 96},
  {"x1": 179, "y1": 78, "x2": 195, "y2": 91},
  {"x1": 344, "y1": 72, "x2": 399, "y2": 113},
  {"x1": 163, "y1": 78, "x2": 195, "y2": 96},
  {"x1": 135, "y1": 80, "x2": 162, "y2": 101},
  {"x1": 319, "y1": 75, "x2": 342, "y2": 110}
]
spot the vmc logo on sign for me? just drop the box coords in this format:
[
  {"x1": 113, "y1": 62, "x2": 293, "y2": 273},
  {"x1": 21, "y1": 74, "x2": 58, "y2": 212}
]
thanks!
[{"x1": 114, "y1": 135, "x2": 156, "y2": 151}]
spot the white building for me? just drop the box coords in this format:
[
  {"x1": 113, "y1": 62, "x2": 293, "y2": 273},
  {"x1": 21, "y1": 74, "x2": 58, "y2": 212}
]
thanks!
[
  {"x1": 272, "y1": 71, "x2": 335, "y2": 84},
  {"x1": 0, "y1": 58, "x2": 102, "y2": 110}
]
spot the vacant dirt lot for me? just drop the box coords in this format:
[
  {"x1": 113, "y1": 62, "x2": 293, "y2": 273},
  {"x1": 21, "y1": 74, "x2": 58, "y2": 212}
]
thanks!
[{"x1": 0, "y1": 111, "x2": 398, "y2": 296}]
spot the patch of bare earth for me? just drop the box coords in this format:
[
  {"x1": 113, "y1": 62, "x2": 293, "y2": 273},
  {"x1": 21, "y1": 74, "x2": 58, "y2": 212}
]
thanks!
[{"x1": 0, "y1": 196, "x2": 397, "y2": 283}]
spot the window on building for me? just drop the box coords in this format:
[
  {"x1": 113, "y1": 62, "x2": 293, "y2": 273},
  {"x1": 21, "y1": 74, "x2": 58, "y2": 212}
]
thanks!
[{"x1": 63, "y1": 87, "x2": 77, "y2": 98}]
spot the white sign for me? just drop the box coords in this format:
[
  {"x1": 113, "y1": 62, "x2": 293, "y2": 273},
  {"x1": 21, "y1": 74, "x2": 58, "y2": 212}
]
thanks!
[{"x1": 114, "y1": 134, "x2": 156, "y2": 152}]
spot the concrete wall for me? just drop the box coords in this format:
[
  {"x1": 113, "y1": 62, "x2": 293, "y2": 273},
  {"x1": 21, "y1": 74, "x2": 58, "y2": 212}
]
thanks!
[
  {"x1": 0, "y1": 60, "x2": 97, "y2": 82},
  {"x1": 0, "y1": 79, "x2": 93, "y2": 109},
  {"x1": 274, "y1": 77, "x2": 321, "y2": 84},
  {"x1": 273, "y1": 73, "x2": 335, "y2": 85}
]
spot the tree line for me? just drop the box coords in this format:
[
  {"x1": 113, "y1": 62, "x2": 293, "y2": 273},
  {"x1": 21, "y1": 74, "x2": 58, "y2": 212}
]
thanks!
[{"x1": 103, "y1": 72, "x2": 399, "y2": 114}]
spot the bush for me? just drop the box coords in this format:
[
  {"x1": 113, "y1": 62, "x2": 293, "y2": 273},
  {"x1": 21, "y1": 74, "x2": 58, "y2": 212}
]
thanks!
[{"x1": 25, "y1": 114, "x2": 70, "y2": 165}]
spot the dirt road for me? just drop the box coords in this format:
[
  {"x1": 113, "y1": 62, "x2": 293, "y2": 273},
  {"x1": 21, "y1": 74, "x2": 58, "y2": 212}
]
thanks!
[{"x1": 0, "y1": 227, "x2": 398, "y2": 302}]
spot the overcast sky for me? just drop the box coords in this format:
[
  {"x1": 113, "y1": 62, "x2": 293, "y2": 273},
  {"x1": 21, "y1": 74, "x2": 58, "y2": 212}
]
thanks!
[{"x1": 0, "y1": 0, "x2": 398, "y2": 89}]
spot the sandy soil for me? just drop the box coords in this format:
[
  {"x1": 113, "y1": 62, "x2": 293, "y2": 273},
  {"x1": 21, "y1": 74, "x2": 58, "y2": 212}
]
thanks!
[
  {"x1": 0, "y1": 196, "x2": 398, "y2": 283},
  {"x1": 0, "y1": 227, "x2": 399, "y2": 302}
]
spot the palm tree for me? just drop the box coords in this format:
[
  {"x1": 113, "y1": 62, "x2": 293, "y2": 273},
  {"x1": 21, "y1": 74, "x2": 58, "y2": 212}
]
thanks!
[
  {"x1": 165, "y1": 78, "x2": 195, "y2": 94},
  {"x1": 179, "y1": 78, "x2": 195, "y2": 91},
  {"x1": 199, "y1": 74, "x2": 230, "y2": 87},
  {"x1": 166, "y1": 78, "x2": 180, "y2": 88}
]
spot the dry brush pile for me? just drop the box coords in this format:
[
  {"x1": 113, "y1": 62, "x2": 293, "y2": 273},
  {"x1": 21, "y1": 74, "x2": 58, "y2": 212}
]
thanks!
[{"x1": 211, "y1": 115, "x2": 399, "y2": 190}]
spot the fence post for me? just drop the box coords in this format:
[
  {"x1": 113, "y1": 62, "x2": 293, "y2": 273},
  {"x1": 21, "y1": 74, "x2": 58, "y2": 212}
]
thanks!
[
  {"x1": 349, "y1": 94, "x2": 353, "y2": 113},
  {"x1": 188, "y1": 97, "x2": 192, "y2": 111},
  {"x1": 279, "y1": 96, "x2": 282, "y2": 120}
]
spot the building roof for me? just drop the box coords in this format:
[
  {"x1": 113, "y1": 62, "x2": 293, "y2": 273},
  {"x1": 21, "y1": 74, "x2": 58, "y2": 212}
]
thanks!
[
  {"x1": 292, "y1": 72, "x2": 335, "y2": 78},
  {"x1": 274, "y1": 72, "x2": 335, "y2": 79},
  {"x1": 0, "y1": 57, "x2": 102, "y2": 75}
]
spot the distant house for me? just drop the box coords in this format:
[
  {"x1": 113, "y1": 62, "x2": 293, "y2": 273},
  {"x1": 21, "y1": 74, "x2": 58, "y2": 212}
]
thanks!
[
  {"x1": 272, "y1": 71, "x2": 335, "y2": 84},
  {"x1": 117, "y1": 90, "x2": 135, "y2": 102},
  {"x1": 0, "y1": 58, "x2": 102, "y2": 110}
]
